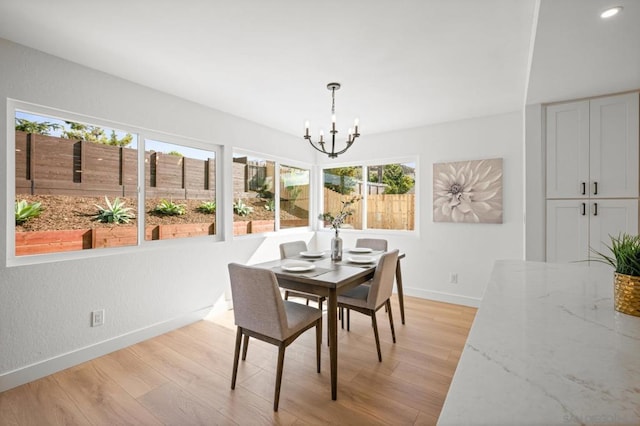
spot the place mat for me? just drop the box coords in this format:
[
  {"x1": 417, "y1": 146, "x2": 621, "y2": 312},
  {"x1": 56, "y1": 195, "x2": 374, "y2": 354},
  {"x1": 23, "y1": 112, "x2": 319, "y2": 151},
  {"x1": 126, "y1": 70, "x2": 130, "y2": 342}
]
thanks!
[{"x1": 273, "y1": 266, "x2": 332, "y2": 278}]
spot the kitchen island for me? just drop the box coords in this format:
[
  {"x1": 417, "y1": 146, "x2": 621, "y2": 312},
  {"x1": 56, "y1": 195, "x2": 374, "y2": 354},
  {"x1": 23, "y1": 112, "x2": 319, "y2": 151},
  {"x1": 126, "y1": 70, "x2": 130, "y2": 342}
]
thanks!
[{"x1": 438, "y1": 260, "x2": 640, "y2": 425}]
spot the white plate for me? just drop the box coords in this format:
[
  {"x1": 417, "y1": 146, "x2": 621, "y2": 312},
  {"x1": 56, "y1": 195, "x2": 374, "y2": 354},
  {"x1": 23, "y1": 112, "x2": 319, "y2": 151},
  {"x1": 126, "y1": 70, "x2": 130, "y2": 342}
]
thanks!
[
  {"x1": 348, "y1": 255, "x2": 376, "y2": 264},
  {"x1": 300, "y1": 251, "x2": 325, "y2": 258},
  {"x1": 282, "y1": 262, "x2": 316, "y2": 272},
  {"x1": 349, "y1": 247, "x2": 373, "y2": 253}
]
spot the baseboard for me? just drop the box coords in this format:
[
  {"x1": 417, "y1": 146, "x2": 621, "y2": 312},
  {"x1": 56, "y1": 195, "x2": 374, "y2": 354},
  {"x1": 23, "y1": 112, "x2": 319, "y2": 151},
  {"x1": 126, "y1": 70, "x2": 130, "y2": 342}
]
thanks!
[
  {"x1": 405, "y1": 287, "x2": 482, "y2": 308},
  {"x1": 0, "y1": 305, "x2": 213, "y2": 393}
]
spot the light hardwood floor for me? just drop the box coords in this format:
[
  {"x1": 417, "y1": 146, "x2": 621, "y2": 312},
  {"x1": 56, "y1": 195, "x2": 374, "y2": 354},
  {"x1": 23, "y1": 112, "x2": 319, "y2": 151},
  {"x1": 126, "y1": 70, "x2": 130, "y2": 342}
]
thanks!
[{"x1": 0, "y1": 295, "x2": 476, "y2": 425}]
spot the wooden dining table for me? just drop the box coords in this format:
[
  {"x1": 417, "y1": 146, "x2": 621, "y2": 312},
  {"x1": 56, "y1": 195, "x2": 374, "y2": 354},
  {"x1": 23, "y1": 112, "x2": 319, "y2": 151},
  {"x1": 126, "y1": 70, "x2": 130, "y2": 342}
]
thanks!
[{"x1": 250, "y1": 249, "x2": 405, "y2": 400}]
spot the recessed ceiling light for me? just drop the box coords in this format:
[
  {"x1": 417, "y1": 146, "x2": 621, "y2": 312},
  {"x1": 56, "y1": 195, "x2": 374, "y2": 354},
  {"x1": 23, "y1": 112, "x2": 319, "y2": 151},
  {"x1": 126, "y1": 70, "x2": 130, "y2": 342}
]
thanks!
[{"x1": 601, "y1": 6, "x2": 623, "y2": 18}]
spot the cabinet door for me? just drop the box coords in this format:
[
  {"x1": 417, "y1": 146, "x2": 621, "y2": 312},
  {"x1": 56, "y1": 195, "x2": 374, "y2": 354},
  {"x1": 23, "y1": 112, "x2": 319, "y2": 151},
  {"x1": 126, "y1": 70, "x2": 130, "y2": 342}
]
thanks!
[
  {"x1": 590, "y1": 93, "x2": 639, "y2": 198},
  {"x1": 546, "y1": 200, "x2": 589, "y2": 263},
  {"x1": 546, "y1": 101, "x2": 590, "y2": 198},
  {"x1": 589, "y1": 199, "x2": 639, "y2": 259}
]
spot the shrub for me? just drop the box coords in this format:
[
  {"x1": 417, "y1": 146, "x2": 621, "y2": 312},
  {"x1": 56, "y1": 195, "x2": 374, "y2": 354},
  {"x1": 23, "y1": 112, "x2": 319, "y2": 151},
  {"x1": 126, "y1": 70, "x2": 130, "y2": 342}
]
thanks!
[
  {"x1": 233, "y1": 199, "x2": 253, "y2": 217},
  {"x1": 94, "y1": 197, "x2": 135, "y2": 224},
  {"x1": 197, "y1": 201, "x2": 217, "y2": 214},
  {"x1": 153, "y1": 199, "x2": 186, "y2": 216},
  {"x1": 15, "y1": 200, "x2": 42, "y2": 224}
]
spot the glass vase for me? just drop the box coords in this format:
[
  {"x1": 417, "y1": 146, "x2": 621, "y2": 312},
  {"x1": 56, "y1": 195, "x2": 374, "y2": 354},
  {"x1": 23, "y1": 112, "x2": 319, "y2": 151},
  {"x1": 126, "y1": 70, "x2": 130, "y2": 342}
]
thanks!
[{"x1": 331, "y1": 230, "x2": 343, "y2": 261}]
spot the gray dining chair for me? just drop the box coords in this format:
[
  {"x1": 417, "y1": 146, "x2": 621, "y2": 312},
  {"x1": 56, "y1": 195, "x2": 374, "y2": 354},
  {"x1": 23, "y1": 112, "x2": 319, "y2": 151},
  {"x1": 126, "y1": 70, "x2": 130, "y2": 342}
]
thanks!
[
  {"x1": 228, "y1": 263, "x2": 322, "y2": 411},
  {"x1": 280, "y1": 241, "x2": 326, "y2": 311},
  {"x1": 341, "y1": 238, "x2": 389, "y2": 320},
  {"x1": 355, "y1": 238, "x2": 388, "y2": 252},
  {"x1": 337, "y1": 249, "x2": 399, "y2": 362}
]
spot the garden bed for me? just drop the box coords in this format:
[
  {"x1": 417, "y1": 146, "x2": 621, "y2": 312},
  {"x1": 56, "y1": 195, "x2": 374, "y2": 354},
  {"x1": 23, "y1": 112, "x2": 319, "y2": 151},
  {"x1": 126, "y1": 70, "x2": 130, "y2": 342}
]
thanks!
[{"x1": 14, "y1": 194, "x2": 308, "y2": 254}]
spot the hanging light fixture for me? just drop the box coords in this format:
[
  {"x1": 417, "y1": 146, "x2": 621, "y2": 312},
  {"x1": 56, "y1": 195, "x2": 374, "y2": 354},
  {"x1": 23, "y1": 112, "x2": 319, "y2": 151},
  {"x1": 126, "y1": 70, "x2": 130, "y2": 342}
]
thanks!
[{"x1": 304, "y1": 82, "x2": 360, "y2": 158}]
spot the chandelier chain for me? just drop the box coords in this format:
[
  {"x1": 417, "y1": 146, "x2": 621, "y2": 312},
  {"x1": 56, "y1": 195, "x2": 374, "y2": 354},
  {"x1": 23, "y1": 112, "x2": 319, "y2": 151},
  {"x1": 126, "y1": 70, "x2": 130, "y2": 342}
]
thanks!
[{"x1": 331, "y1": 87, "x2": 336, "y2": 115}]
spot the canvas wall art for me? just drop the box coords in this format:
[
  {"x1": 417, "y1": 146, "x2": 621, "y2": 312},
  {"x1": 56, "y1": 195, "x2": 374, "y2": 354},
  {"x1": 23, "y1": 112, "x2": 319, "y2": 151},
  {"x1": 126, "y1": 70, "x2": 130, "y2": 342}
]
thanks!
[{"x1": 433, "y1": 158, "x2": 503, "y2": 223}]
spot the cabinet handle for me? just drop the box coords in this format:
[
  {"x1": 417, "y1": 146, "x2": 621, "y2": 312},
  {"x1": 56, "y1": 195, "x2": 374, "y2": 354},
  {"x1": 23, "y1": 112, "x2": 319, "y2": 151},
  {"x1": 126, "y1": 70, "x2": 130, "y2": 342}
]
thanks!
[
  {"x1": 581, "y1": 182, "x2": 586, "y2": 195},
  {"x1": 594, "y1": 181, "x2": 598, "y2": 195},
  {"x1": 581, "y1": 203, "x2": 586, "y2": 216},
  {"x1": 593, "y1": 202, "x2": 598, "y2": 216}
]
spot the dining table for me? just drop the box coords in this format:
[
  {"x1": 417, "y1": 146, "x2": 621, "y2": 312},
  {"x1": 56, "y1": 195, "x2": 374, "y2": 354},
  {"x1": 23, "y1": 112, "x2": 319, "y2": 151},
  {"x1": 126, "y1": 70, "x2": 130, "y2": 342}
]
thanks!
[{"x1": 250, "y1": 248, "x2": 406, "y2": 400}]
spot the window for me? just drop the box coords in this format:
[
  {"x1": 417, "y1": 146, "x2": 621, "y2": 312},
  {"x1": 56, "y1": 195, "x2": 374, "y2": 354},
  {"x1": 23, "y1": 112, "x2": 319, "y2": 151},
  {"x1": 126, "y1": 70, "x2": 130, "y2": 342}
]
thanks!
[
  {"x1": 366, "y1": 162, "x2": 415, "y2": 230},
  {"x1": 232, "y1": 152, "x2": 311, "y2": 235},
  {"x1": 321, "y1": 161, "x2": 416, "y2": 231},
  {"x1": 144, "y1": 139, "x2": 217, "y2": 241},
  {"x1": 10, "y1": 101, "x2": 222, "y2": 260},
  {"x1": 14, "y1": 109, "x2": 139, "y2": 256},
  {"x1": 232, "y1": 154, "x2": 276, "y2": 235},
  {"x1": 279, "y1": 165, "x2": 310, "y2": 229},
  {"x1": 322, "y1": 166, "x2": 363, "y2": 230}
]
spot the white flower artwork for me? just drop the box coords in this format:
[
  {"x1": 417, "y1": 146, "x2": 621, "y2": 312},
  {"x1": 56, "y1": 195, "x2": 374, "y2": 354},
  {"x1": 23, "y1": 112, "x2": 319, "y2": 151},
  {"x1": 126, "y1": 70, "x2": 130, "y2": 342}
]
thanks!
[{"x1": 433, "y1": 158, "x2": 503, "y2": 223}]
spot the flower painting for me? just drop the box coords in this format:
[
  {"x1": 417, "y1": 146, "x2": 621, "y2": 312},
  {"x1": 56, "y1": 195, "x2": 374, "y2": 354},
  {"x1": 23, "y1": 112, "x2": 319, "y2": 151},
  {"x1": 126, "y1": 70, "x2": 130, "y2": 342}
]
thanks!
[{"x1": 433, "y1": 158, "x2": 503, "y2": 223}]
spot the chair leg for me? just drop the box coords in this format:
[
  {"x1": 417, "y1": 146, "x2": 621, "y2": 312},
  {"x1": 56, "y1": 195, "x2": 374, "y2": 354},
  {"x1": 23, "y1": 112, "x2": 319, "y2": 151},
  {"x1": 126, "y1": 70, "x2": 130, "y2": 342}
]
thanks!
[
  {"x1": 371, "y1": 311, "x2": 382, "y2": 362},
  {"x1": 316, "y1": 319, "x2": 322, "y2": 373},
  {"x1": 274, "y1": 344, "x2": 286, "y2": 411},
  {"x1": 284, "y1": 290, "x2": 290, "y2": 300},
  {"x1": 306, "y1": 298, "x2": 310, "y2": 306},
  {"x1": 341, "y1": 307, "x2": 345, "y2": 329},
  {"x1": 347, "y1": 309, "x2": 350, "y2": 331},
  {"x1": 241, "y1": 334, "x2": 249, "y2": 360},
  {"x1": 319, "y1": 299, "x2": 324, "y2": 311},
  {"x1": 231, "y1": 327, "x2": 242, "y2": 389},
  {"x1": 386, "y1": 299, "x2": 396, "y2": 343}
]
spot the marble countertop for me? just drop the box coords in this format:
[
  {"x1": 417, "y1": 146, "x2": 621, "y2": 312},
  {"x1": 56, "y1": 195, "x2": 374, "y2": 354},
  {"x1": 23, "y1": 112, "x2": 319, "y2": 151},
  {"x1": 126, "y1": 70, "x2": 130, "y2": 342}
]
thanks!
[{"x1": 438, "y1": 260, "x2": 640, "y2": 426}]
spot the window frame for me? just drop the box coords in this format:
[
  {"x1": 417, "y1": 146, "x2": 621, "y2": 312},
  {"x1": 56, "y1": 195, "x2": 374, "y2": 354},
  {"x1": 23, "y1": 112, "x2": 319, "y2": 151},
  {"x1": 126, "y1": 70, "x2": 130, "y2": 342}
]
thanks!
[
  {"x1": 232, "y1": 148, "x2": 314, "y2": 237},
  {"x1": 6, "y1": 99, "x2": 222, "y2": 266},
  {"x1": 318, "y1": 156, "x2": 419, "y2": 235}
]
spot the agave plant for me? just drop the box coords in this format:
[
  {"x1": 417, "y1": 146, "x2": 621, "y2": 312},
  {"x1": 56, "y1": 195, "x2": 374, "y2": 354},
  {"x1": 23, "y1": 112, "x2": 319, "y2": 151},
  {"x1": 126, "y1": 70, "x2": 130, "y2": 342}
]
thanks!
[
  {"x1": 264, "y1": 199, "x2": 276, "y2": 211},
  {"x1": 590, "y1": 233, "x2": 640, "y2": 276},
  {"x1": 233, "y1": 199, "x2": 253, "y2": 217},
  {"x1": 94, "y1": 196, "x2": 135, "y2": 224},
  {"x1": 153, "y1": 199, "x2": 186, "y2": 216},
  {"x1": 15, "y1": 200, "x2": 43, "y2": 224},
  {"x1": 197, "y1": 201, "x2": 216, "y2": 214}
]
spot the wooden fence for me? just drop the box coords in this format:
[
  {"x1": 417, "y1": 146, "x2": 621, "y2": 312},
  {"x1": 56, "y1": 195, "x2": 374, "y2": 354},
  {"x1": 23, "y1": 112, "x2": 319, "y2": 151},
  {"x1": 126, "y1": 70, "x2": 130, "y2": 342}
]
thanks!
[
  {"x1": 15, "y1": 131, "x2": 216, "y2": 199},
  {"x1": 323, "y1": 188, "x2": 415, "y2": 230}
]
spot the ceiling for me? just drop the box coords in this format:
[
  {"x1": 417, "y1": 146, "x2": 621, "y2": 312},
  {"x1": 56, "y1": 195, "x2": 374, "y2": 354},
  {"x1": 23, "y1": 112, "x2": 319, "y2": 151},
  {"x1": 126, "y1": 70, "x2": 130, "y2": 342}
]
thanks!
[{"x1": 0, "y1": 1, "x2": 638, "y2": 138}]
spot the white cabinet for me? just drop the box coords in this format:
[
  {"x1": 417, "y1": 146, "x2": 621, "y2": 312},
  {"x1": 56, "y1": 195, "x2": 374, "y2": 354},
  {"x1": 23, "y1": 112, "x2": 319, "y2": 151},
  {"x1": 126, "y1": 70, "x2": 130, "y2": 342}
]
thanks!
[
  {"x1": 546, "y1": 199, "x2": 638, "y2": 262},
  {"x1": 545, "y1": 92, "x2": 640, "y2": 263},
  {"x1": 546, "y1": 92, "x2": 639, "y2": 199}
]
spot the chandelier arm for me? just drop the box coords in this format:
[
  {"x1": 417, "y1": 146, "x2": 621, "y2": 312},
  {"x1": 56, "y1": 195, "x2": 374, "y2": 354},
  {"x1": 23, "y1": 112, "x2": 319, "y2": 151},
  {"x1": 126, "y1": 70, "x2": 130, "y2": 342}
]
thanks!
[
  {"x1": 305, "y1": 137, "x2": 330, "y2": 155},
  {"x1": 332, "y1": 139, "x2": 357, "y2": 156}
]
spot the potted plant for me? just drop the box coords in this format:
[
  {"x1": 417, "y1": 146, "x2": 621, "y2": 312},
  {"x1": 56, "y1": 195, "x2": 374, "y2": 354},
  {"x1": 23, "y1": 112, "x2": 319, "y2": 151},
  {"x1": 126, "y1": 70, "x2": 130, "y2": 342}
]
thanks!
[{"x1": 591, "y1": 233, "x2": 640, "y2": 317}]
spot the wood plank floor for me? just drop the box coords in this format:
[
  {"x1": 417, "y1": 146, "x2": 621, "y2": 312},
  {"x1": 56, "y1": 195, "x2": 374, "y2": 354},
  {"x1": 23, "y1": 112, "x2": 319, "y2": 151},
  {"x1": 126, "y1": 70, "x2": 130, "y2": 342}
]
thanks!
[{"x1": 0, "y1": 295, "x2": 476, "y2": 425}]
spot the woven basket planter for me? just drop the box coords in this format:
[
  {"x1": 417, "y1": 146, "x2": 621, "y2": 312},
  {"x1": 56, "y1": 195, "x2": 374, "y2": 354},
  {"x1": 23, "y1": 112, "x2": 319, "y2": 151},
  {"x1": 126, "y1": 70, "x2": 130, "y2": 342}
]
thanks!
[{"x1": 613, "y1": 272, "x2": 640, "y2": 317}]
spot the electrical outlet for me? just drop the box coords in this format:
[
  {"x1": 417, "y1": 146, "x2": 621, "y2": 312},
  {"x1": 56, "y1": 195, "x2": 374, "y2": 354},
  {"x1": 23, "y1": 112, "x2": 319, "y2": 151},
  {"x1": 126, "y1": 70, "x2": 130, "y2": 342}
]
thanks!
[
  {"x1": 91, "y1": 309, "x2": 105, "y2": 327},
  {"x1": 449, "y1": 273, "x2": 458, "y2": 284}
]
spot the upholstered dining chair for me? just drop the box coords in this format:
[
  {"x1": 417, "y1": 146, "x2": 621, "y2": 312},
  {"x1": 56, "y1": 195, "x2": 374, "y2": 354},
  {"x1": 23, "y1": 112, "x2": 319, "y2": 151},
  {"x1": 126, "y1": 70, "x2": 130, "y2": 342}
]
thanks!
[
  {"x1": 355, "y1": 238, "x2": 388, "y2": 252},
  {"x1": 280, "y1": 241, "x2": 326, "y2": 310},
  {"x1": 337, "y1": 249, "x2": 399, "y2": 362},
  {"x1": 228, "y1": 263, "x2": 322, "y2": 411},
  {"x1": 341, "y1": 238, "x2": 389, "y2": 320}
]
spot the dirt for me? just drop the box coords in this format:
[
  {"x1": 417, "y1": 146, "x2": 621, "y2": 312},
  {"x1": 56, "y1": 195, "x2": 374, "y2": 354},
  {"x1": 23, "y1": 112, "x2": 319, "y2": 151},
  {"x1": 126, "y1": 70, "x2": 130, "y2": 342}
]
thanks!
[{"x1": 14, "y1": 194, "x2": 306, "y2": 232}]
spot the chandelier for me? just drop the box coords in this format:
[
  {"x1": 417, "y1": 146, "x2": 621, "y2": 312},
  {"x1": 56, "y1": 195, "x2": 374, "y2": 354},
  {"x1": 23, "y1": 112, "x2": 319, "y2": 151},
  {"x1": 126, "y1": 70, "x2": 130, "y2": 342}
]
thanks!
[{"x1": 304, "y1": 82, "x2": 360, "y2": 158}]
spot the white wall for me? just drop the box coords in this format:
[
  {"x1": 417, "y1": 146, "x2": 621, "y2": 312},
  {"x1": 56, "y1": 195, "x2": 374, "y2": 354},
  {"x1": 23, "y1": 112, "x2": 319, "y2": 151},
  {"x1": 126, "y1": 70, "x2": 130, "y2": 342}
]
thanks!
[
  {"x1": 0, "y1": 39, "x2": 315, "y2": 391},
  {"x1": 316, "y1": 111, "x2": 525, "y2": 305}
]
